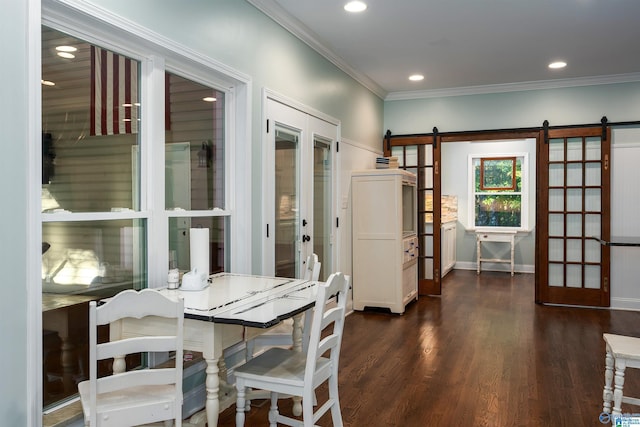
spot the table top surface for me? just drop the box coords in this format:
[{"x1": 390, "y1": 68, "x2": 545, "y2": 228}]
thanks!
[{"x1": 159, "y1": 273, "x2": 317, "y2": 328}]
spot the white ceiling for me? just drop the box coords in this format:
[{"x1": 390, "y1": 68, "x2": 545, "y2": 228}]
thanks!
[{"x1": 249, "y1": 0, "x2": 640, "y2": 99}]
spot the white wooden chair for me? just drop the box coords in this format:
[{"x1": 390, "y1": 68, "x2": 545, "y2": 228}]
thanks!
[
  {"x1": 235, "y1": 272, "x2": 349, "y2": 427},
  {"x1": 77, "y1": 289, "x2": 184, "y2": 427},
  {"x1": 602, "y1": 333, "x2": 640, "y2": 418},
  {"x1": 245, "y1": 254, "x2": 321, "y2": 357}
]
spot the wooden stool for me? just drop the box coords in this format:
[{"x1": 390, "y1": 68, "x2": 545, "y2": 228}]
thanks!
[{"x1": 603, "y1": 333, "x2": 640, "y2": 416}]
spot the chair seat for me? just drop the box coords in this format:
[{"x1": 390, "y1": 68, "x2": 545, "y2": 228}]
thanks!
[
  {"x1": 235, "y1": 347, "x2": 331, "y2": 389},
  {"x1": 78, "y1": 381, "x2": 179, "y2": 425}
]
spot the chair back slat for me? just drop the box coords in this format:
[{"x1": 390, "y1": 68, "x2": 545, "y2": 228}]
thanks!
[
  {"x1": 97, "y1": 336, "x2": 178, "y2": 360},
  {"x1": 96, "y1": 368, "x2": 177, "y2": 394}
]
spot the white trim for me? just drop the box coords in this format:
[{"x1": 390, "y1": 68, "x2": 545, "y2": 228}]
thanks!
[
  {"x1": 386, "y1": 72, "x2": 640, "y2": 101},
  {"x1": 247, "y1": 0, "x2": 386, "y2": 100},
  {"x1": 610, "y1": 297, "x2": 640, "y2": 312},
  {"x1": 264, "y1": 89, "x2": 340, "y2": 126},
  {"x1": 28, "y1": 0, "x2": 43, "y2": 424}
]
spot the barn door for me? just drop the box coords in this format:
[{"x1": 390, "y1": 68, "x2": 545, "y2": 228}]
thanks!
[
  {"x1": 386, "y1": 135, "x2": 441, "y2": 295},
  {"x1": 536, "y1": 127, "x2": 611, "y2": 306}
]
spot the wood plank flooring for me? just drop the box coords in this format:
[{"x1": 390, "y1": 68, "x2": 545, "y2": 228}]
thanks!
[{"x1": 217, "y1": 270, "x2": 640, "y2": 426}]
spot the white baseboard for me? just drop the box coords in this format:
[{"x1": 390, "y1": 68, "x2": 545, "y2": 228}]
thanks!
[
  {"x1": 610, "y1": 297, "x2": 640, "y2": 311},
  {"x1": 453, "y1": 261, "x2": 535, "y2": 274}
]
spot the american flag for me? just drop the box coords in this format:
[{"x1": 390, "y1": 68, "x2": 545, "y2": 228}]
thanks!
[{"x1": 90, "y1": 46, "x2": 139, "y2": 136}]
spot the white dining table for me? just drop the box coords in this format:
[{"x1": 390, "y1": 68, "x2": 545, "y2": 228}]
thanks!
[{"x1": 109, "y1": 272, "x2": 318, "y2": 427}]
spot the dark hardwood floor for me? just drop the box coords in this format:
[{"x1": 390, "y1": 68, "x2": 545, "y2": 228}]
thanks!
[{"x1": 217, "y1": 270, "x2": 640, "y2": 426}]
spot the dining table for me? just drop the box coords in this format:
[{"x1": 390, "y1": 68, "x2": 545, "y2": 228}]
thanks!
[{"x1": 108, "y1": 272, "x2": 318, "y2": 427}]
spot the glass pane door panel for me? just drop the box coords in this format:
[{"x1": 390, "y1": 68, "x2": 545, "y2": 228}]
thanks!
[
  {"x1": 566, "y1": 264, "x2": 582, "y2": 288},
  {"x1": 566, "y1": 189, "x2": 582, "y2": 212},
  {"x1": 274, "y1": 126, "x2": 300, "y2": 278},
  {"x1": 549, "y1": 189, "x2": 564, "y2": 211},
  {"x1": 549, "y1": 239, "x2": 564, "y2": 262},
  {"x1": 567, "y1": 164, "x2": 583, "y2": 186},
  {"x1": 313, "y1": 137, "x2": 332, "y2": 281},
  {"x1": 549, "y1": 164, "x2": 564, "y2": 186},
  {"x1": 549, "y1": 139, "x2": 565, "y2": 161},
  {"x1": 585, "y1": 189, "x2": 601, "y2": 211},
  {"x1": 585, "y1": 214, "x2": 601, "y2": 237},
  {"x1": 566, "y1": 239, "x2": 582, "y2": 262},
  {"x1": 585, "y1": 240, "x2": 601, "y2": 263},
  {"x1": 585, "y1": 265, "x2": 601, "y2": 289},
  {"x1": 585, "y1": 137, "x2": 602, "y2": 160},
  {"x1": 405, "y1": 145, "x2": 418, "y2": 166},
  {"x1": 549, "y1": 214, "x2": 564, "y2": 237},
  {"x1": 567, "y1": 138, "x2": 583, "y2": 161},
  {"x1": 585, "y1": 163, "x2": 602, "y2": 186},
  {"x1": 566, "y1": 214, "x2": 583, "y2": 237},
  {"x1": 549, "y1": 264, "x2": 564, "y2": 286}
]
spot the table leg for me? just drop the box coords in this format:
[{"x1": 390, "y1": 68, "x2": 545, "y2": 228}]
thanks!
[{"x1": 204, "y1": 354, "x2": 220, "y2": 427}]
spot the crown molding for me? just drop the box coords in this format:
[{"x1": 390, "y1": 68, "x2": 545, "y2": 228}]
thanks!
[
  {"x1": 386, "y1": 72, "x2": 640, "y2": 101},
  {"x1": 247, "y1": 0, "x2": 387, "y2": 99}
]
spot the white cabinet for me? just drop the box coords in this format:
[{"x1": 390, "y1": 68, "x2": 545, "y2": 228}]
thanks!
[
  {"x1": 441, "y1": 221, "x2": 457, "y2": 276},
  {"x1": 351, "y1": 169, "x2": 418, "y2": 314}
]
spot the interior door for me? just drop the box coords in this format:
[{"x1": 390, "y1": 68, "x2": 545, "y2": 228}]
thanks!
[
  {"x1": 264, "y1": 98, "x2": 337, "y2": 280},
  {"x1": 536, "y1": 127, "x2": 611, "y2": 306}
]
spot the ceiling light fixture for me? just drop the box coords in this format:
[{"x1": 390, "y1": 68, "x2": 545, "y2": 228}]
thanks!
[
  {"x1": 57, "y1": 52, "x2": 75, "y2": 59},
  {"x1": 55, "y1": 45, "x2": 77, "y2": 53},
  {"x1": 344, "y1": 1, "x2": 367, "y2": 13},
  {"x1": 41, "y1": 80, "x2": 55, "y2": 86},
  {"x1": 202, "y1": 97, "x2": 217, "y2": 102},
  {"x1": 409, "y1": 74, "x2": 424, "y2": 81},
  {"x1": 549, "y1": 61, "x2": 567, "y2": 69}
]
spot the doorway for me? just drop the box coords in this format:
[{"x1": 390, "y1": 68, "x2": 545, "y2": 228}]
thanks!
[{"x1": 263, "y1": 96, "x2": 338, "y2": 281}]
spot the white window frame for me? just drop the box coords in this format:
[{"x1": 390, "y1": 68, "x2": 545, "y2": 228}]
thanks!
[
  {"x1": 34, "y1": 0, "x2": 252, "y2": 418},
  {"x1": 468, "y1": 152, "x2": 529, "y2": 232}
]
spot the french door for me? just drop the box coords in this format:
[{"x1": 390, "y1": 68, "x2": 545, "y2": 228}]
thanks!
[
  {"x1": 263, "y1": 98, "x2": 337, "y2": 281},
  {"x1": 536, "y1": 127, "x2": 611, "y2": 306}
]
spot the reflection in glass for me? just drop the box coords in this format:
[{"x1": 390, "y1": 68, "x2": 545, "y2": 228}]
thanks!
[
  {"x1": 42, "y1": 27, "x2": 140, "y2": 213},
  {"x1": 168, "y1": 216, "x2": 226, "y2": 274},
  {"x1": 313, "y1": 137, "x2": 332, "y2": 281},
  {"x1": 165, "y1": 73, "x2": 225, "y2": 210},
  {"x1": 275, "y1": 126, "x2": 300, "y2": 278}
]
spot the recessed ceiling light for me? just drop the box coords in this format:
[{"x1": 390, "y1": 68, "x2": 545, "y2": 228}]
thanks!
[
  {"x1": 55, "y1": 45, "x2": 77, "y2": 53},
  {"x1": 57, "y1": 52, "x2": 75, "y2": 59},
  {"x1": 409, "y1": 74, "x2": 424, "y2": 82},
  {"x1": 549, "y1": 61, "x2": 567, "y2": 69},
  {"x1": 202, "y1": 97, "x2": 217, "y2": 102},
  {"x1": 344, "y1": 1, "x2": 367, "y2": 13},
  {"x1": 41, "y1": 80, "x2": 55, "y2": 86}
]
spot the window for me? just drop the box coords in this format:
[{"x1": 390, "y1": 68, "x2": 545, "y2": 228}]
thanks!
[
  {"x1": 40, "y1": 25, "x2": 233, "y2": 410},
  {"x1": 470, "y1": 153, "x2": 528, "y2": 230}
]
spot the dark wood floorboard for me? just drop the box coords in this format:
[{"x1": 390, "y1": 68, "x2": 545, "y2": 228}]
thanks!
[{"x1": 217, "y1": 270, "x2": 640, "y2": 426}]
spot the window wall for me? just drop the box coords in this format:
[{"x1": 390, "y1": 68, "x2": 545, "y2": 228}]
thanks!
[{"x1": 41, "y1": 25, "x2": 231, "y2": 409}]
